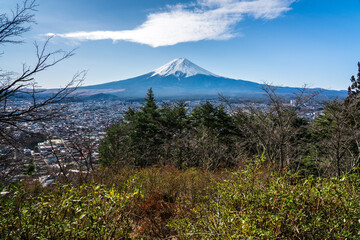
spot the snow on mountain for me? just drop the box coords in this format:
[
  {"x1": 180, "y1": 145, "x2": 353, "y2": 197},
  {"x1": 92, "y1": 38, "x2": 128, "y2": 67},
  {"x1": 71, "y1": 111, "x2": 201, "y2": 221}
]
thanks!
[{"x1": 151, "y1": 58, "x2": 217, "y2": 78}]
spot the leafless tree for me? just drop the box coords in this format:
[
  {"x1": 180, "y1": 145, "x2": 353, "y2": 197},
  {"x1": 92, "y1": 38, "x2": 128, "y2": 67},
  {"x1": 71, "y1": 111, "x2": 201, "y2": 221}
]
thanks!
[
  {"x1": 47, "y1": 137, "x2": 68, "y2": 182},
  {"x1": 230, "y1": 84, "x2": 321, "y2": 171},
  {"x1": 309, "y1": 63, "x2": 360, "y2": 177},
  {"x1": 312, "y1": 100, "x2": 356, "y2": 177},
  {"x1": 66, "y1": 128, "x2": 98, "y2": 182},
  {"x1": 261, "y1": 84, "x2": 321, "y2": 169},
  {"x1": 345, "y1": 63, "x2": 360, "y2": 171},
  {"x1": 0, "y1": 0, "x2": 84, "y2": 185}
]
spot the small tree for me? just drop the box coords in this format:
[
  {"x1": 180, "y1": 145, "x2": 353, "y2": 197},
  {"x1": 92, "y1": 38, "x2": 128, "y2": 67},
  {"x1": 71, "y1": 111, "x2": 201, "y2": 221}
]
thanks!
[
  {"x1": 344, "y1": 62, "x2": 360, "y2": 172},
  {"x1": 312, "y1": 100, "x2": 354, "y2": 177},
  {"x1": 234, "y1": 84, "x2": 320, "y2": 171},
  {"x1": 98, "y1": 120, "x2": 131, "y2": 167},
  {"x1": 347, "y1": 62, "x2": 360, "y2": 100},
  {"x1": 310, "y1": 62, "x2": 360, "y2": 177},
  {"x1": 345, "y1": 63, "x2": 360, "y2": 171},
  {"x1": 158, "y1": 101, "x2": 190, "y2": 168},
  {"x1": 190, "y1": 101, "x2": 237, "y2": 169}
]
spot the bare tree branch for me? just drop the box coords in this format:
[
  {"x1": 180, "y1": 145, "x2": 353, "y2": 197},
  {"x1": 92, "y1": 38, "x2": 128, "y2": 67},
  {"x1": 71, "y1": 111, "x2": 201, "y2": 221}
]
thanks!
[{"x1": 0, "y1": 0, "x2": 85, "y2": 185}]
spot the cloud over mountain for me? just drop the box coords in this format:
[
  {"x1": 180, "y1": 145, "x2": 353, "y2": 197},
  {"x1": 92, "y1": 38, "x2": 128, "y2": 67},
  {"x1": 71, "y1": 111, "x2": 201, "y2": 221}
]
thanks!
[{"x1": 47, "y1": 0, "x2": 295, "y2": 47}]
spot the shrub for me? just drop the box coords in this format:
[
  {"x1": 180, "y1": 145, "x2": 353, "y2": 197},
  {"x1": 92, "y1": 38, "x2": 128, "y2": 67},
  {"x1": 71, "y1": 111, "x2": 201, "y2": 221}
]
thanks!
[{"x1": 1, "y1": 165, "x2": 360, "y2": 239}]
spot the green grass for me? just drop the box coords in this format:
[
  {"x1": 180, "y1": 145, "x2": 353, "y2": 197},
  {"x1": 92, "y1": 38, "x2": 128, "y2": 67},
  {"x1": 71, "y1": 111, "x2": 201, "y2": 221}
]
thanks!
[{"x1": 1, "y1": 164, "x2": 360, "y2": 239}]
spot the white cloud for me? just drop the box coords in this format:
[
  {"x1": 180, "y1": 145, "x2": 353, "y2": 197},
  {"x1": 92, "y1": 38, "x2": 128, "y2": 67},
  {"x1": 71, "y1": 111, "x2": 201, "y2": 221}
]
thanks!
[{"x1": 47, "y1": 0, "x2": 295, "y2": 47}]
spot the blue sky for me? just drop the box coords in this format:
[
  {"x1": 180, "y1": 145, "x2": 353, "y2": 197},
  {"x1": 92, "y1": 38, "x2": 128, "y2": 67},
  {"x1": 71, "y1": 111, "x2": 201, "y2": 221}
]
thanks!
[{"x1": 0, "y1": 0, "x2": 360, "y2": 90}]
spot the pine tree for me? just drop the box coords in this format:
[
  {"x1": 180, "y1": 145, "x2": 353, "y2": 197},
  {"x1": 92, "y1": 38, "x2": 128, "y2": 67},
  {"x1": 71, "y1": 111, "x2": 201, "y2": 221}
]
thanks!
[
  {"x1": 129, "y1": 88, "x2": 162, "y2": 166},
  {"x1": 344, "y1": 62, "x2": 360, "y2": 170},
  {"x1": 347, "y1": 62, "x2": 360, "y2": 100},
  {"x1": 141, "y1": 88, "x2": 158, "y2": 117},
  {"x1": 191, "y1": 101, "x2": 234, "y2": 139}
]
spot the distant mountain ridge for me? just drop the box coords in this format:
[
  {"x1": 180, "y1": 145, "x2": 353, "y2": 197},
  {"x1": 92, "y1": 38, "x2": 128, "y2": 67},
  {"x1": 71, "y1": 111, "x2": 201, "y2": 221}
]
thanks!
[{"x1": 77, "y1": 58, "x2": 347, "y2": 99}]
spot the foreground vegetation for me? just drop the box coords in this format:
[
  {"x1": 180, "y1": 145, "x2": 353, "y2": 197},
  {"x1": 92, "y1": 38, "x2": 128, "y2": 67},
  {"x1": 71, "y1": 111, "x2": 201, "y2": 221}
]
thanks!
[{"x1": 1, "y1": 162, "x2": 360, "y2": 239}]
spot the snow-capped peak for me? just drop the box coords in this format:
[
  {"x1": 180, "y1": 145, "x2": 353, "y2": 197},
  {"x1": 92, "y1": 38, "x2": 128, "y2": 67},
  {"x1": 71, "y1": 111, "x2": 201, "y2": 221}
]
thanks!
[{"x1": 151, "y1": 58, "x2": 217, "y2": 78}]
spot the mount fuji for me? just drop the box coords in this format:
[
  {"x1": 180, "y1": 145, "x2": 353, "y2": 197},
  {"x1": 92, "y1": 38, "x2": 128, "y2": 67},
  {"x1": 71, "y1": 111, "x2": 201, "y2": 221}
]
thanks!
[{"x1": 78, "y1": 58, "x2": 347, "y2": 99}]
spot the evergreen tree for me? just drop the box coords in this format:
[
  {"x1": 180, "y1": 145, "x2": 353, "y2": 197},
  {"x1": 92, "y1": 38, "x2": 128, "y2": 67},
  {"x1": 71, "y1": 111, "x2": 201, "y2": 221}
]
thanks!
[
  {"x1": 160, "y1": 101, "x2": 189, "y2": 136},
  {"x1": 141, "y1": 88, "x2": 159, "y2": 117},
  {"x1": 159, "y1": 101, "x2": 191, "y2": 168},
  {"x1": 191, "y1": 101, "x2": 235, "y2": 140},
  {"x1": 130, "y1": 88, "x2": 163, "y2": 166},
  {"x1": 98, "y1": 120, "x2": 132, "y2": 166},
  {"x1": 190, "y1": 101, "x2": 237, "y2": 169},
  {"x1": 99, "y1": 88, "x2": 163, "y2": 167},
  {"x1": 347, "y1": 62, "x2": 360, "y2": 99}
]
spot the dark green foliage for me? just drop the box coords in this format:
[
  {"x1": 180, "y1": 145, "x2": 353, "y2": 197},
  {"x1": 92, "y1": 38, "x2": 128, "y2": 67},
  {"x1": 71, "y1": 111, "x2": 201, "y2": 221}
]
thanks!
[
  {"x1": 128, "y1": 89, "x2": 163, "y2": 167},
  {"x1": 347, "y1": 62, "x2": 360, "y2": 99},
  {"x1": 100, "y1": 88, "x2": 164, "y2": 167},
  {"x1": 98, "y1": 121, "x2": 130, "y2": 166},
  {"x1": 142, "y1": 87, "x2": 158, "y2": 115},
  {"x1": 99, "y1": 90, "x2": 239, "y2": 169},
  {"x1": 160, "y1": 101, "x2": 189, "y2": 136},
  {"x1": 25, "y1": 159, "x2": 35, "y2": 175},
  {"x1": 191, "y1": 101, "x2": 236, "y2": 141}
]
